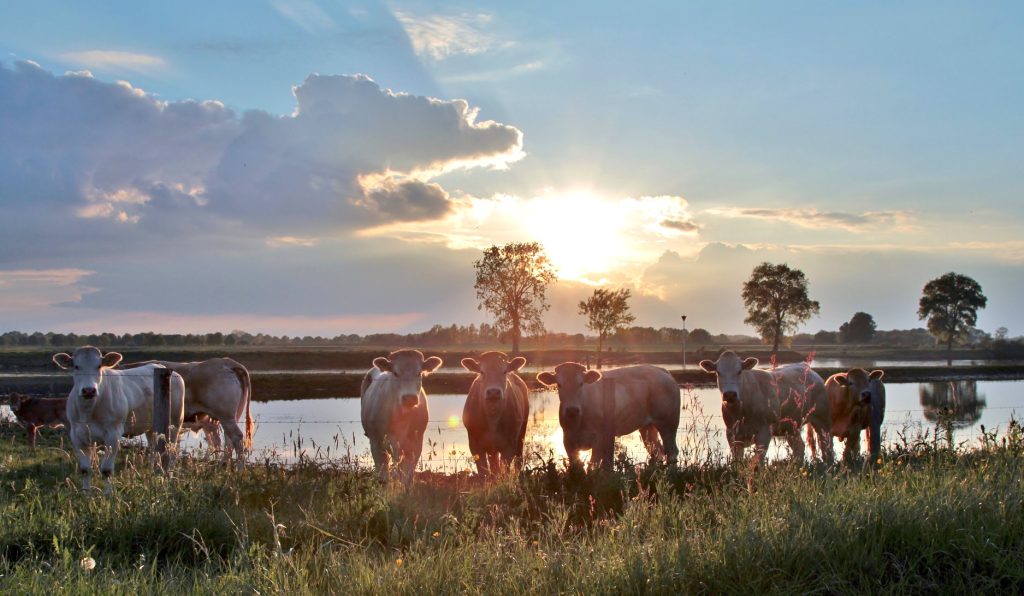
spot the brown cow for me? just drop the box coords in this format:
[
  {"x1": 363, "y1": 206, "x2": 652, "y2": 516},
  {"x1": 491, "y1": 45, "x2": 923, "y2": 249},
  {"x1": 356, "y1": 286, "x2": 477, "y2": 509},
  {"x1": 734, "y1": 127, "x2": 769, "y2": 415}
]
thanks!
[
  {"x1": 461, "y1": 351, "x2": 530, "y2": 475},
  {"x1": 9, "y1": 393, "x2": 68, "y2": 447},
  {"x1": 699, "y1": 351, "x2": 832, "y2": 465},
  {"x1": 826, "y1": 369, "x2": 885, "y2": 463},
  {"x1": 536, "y1": 363, "x2": 680, "y2": 467}
]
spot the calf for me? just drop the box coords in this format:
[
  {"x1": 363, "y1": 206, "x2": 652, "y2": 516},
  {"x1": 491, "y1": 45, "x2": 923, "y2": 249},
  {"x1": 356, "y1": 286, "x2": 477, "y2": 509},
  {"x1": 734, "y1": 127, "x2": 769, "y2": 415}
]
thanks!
[
  {"x1": 53, "y1": 347, "x2": 185, "y2": 493},
  {"x1": 360, "y1": 349, "x2": 442, "y2": 485},
  {"x1": 699, "y1": 351, "x2": 832, "y2": 465},
  {"x1": 461, "y1": 352, "x2": 530, "y2": 475},
  {"x1": 537, "y1": 363, "x2": 680, "y2": 467},
  {"x1": 9, "y1": 393, "x2": 68, "y2": 447},
  {"x1": 826, "y1": 368, "x2": 885, "y2": 463}
]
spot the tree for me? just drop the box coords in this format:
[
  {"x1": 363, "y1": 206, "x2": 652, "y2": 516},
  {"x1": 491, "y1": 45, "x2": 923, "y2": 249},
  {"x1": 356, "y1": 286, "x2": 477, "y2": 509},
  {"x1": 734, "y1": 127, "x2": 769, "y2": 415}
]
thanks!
[
  {"x1": 687, "y1": 328, "x2": 714, "y2": 346},
  {"x1": 741, "y1": 262, "x2": 821, "y2": 356},
  {"x1": 473, "y1": 242, "x2": 557, "y2": 353},
  {"x1": 578, "y1": 288, "x2": 636, "y2": 368},
  {"x1": 917, "y1": 272, "x2": 987, "y2": 365},
  {"x1": 839, "y1": 312, "x2": 877, "y2": 344}
]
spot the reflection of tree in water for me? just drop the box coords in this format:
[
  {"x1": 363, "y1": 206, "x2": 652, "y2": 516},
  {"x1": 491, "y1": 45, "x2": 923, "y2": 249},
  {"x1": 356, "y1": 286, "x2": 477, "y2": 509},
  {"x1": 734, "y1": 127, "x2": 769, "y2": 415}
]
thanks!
[{"x1": 920, "y1": 380, "x2": 987, "y2": 429}]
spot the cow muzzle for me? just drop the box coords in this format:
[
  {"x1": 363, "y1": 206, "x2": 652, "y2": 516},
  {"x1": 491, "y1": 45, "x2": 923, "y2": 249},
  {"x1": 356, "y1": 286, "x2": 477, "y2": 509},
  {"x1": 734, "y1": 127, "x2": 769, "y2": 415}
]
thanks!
[
  {"x1": 401, "y1": 394, "x2": 419, "y2": 408},
  {"x1": 722, "y1": 391, "x2": 738, "y2": 403},
  {"x1": 485, "y1": 388, "x2": 503, "y2": 403},
  {"x1": 860, "y1": 391, "x2": 872, "y2": 404},
  {"x1": 564, "y1": 405, "x2": 581, "y2": 420},
  {"x1": 81, "y1": 387, "x2": 97, "y2": 400}
]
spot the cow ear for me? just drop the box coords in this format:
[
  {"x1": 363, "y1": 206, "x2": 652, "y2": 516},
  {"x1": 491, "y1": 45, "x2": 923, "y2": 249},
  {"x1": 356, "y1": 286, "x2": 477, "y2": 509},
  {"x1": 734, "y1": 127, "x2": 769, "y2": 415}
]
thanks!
[
  {"x1": 373, "y1": 357, "x2": 392, "y2": 372},
  {"x1": 53, "y1": 353, "x2": 73, "y2": 370},
  {"x1": 536, "y1": 371, "x2": 557, "y2": 387},
  {"x1": 101, "y1": 352, "x2": 123, "y2": 368},
  {"x1": 869, "y1": 369, "x2": 885, "y2": 380},
  {"x1": 461, "y1": 358, "x2": 481, "y2": 373},
  {"x1": 698, "y1": 360, "x2": 716, "y2": 373},
  {"x1": 422, "y1": 356, "x2": 443, "y2": 374},
  {"x1": 835, "y1": 374, "x2": 850, "y2": 387},
  {"x1": 742, "y1": 357, "x2": 759, "y2": 370},
  {"x1": 583, "y1": 369, "x2": 602, "y2": 384},
  {"x1": 506, "y1": 357, "x2": 527, "y2": 373}
]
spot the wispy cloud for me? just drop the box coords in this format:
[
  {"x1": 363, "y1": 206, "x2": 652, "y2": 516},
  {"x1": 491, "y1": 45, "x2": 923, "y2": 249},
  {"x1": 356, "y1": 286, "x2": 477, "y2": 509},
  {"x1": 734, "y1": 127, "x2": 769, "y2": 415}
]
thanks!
[
  {"x1": 705, "y1": 206, "x2": 913, "y2": 233},
  {"x1": 395, "y1": 10, "x2": 498, "y2": 61},
  {"x1": 58, "y1": 50, "x2": 167, "y2": 74},
  {"x1": 269, "y1": 0, "x2": 336, "y2": 32},
  {"x1": 266, "y1": 236, "x2": 319, "y2": 248},
  {"x1": 0, "y1": 268, "x2": 96, "y2": 310}
]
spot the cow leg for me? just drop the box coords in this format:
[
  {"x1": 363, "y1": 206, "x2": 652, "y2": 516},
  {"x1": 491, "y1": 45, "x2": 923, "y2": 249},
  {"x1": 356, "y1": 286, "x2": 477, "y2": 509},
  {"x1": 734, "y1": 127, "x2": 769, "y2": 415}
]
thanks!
[
  {"x1": 726, "y1": 427, "x2": 745, "y2": 462},
  {"x1": 785, "y1": 432, "x2": 806, "y2": 462},
  {"x1": 28, "y1": 425, "x2": 38, "y2": 448},
  {"x1": 221, "y1": 420, "x2": 246, "y2": 468},
  {"x1": 868, "y1": 424, "x2": 882, "y2": 463},
  {"x1": 640, "y1": 424, "x2": 664, "y2": 461},
  {"x1": 753, "y1": 427, "x2": 772, "y2": 466},
  {"x1": 366, "y1": 434, "x2": 391, "y2": 483},
  {"x1": 814, "y1": 425, "x2": 835, "y2": 465},
  {"x1": 76, "y1": 446, "x2": 92, "y2": 492},
  {"x1": 99, "y1": 430, "x2": 121, "y2": 495},
  {"x1": 487, "y1": 452, "x2": 500, "y2": 475},
  {"x1": 654, "y1": 422, "x2": 679, "y2": 465},
  {"x1": 843, "y1": 432, "x2": 862, "y2": 465},
  {"x1": 399, "y1": 429, "x2": 424, "y2": 486},
  {"x1": 204, "y1": 421, "x2": 223, "y2": 451}
]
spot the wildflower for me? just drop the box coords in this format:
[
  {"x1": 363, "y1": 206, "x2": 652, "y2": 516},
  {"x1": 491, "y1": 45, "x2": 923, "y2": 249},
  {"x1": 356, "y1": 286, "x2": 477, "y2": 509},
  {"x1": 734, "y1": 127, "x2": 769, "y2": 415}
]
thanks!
[
  {"x1": 396, "y1": 558, "x2": 404, "y2": 567},
  {"x1": 876, "y1": 458, "x2": 883, "y2": 466},
  {"x1": 432, "y1": 531, "x2": 441, "y2": 538},
  {"x1": 80, "y1": 557, "x2": 96, "y2": 571}
]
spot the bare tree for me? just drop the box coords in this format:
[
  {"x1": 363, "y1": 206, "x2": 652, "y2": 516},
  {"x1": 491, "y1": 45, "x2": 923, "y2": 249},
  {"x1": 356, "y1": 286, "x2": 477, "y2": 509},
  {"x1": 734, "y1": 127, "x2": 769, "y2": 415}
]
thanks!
[
  {"x1": 578, "y1": 288, "x2": 636, "y2": 368},
  {"x1": 742, "y1": 262, "x2": 820, "y2": 356},
  {"x1": 473, "y1": 242, "x2": 556, "y2": 353}
]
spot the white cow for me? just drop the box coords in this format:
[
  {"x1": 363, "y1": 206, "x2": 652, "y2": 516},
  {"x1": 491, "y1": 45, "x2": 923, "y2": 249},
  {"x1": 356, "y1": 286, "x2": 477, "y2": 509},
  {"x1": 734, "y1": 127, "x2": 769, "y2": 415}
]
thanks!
[
  {"x1": 54, "y1": 347, "x2": 185, "y2": 493},
  {"x1": 360, "y1": 349, "x2": 442, "y2": 485},
  {"x1": 122, "y1": 358, "x2": 253, "y2": 466}
]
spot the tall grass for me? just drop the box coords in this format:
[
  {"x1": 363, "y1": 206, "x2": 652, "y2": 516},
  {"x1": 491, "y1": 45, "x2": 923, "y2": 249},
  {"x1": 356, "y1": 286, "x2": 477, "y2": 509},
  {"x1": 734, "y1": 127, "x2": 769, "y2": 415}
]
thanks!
[{"x1": 1, "y1": 417, "x2": 1023, "y2": 594}]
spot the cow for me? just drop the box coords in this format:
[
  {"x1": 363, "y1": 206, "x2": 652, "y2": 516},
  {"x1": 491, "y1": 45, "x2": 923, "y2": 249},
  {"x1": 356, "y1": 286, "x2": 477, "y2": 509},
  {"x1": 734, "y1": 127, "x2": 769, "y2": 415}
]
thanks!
[
  {"x1": 122, "y1": 358, "x2": 253, "y2": 465},
  {"x1": 8, "y1": 393, "x2": 68, "y2": 447},
  {"x1": 53, "y1": 346, "x2": 185, "y2": 493},
  {"x1": 461, "y1": 351, "x2": 530, "y2": 476},
  {"x1": 536, "y1": 363, "x2": 680, "y2": 468},
  {"x1": 360, "y1": 349, "x2": 442, "y2": 485},
  {"x1": 826, "y1": 368, "x2": 885, "y2": 463},
  {"x1": 699, "y1": 351, "x2": 832, "y2": 465}
]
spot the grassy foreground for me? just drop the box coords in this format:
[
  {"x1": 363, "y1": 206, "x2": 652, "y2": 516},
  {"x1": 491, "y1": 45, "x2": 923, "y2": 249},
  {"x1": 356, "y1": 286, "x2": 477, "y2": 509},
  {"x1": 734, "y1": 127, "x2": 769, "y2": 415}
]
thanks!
[{"x1": 1, "y1": 422, "x2": 1023, "y2": 594}]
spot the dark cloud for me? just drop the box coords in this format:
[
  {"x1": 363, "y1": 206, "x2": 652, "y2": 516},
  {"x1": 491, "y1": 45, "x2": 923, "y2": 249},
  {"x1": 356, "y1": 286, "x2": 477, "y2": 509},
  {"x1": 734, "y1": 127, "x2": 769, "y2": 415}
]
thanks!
[
  {"x1": 708, "y1": 207, "x2": 910, "y2": 232},
  {"x1": 660, "y1": 218, "x2": 700, "y2": 233}
]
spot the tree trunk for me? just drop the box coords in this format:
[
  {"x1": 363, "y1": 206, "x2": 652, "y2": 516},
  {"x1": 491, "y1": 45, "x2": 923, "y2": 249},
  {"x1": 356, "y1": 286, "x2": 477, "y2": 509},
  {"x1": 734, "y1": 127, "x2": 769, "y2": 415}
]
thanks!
[
  {"x1": 771, "y1": 327, "x2": 780, "y2": 358},
  {"x1": 946, "y1": 334, "x2": 953, "y2": 367},
  {"x1": 596, "y1": 333, "x2": 604, "y2": 370},
  {"x1": 512, "y1": 321, "x2": 521, "y2": 354}
]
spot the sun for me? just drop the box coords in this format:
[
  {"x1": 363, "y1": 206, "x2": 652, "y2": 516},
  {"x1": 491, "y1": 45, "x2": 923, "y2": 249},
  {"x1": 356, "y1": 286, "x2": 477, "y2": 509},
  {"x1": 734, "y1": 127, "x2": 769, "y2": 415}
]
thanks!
[{"x1": 528, "y1": 190, "x2": 632, "y2": 283}]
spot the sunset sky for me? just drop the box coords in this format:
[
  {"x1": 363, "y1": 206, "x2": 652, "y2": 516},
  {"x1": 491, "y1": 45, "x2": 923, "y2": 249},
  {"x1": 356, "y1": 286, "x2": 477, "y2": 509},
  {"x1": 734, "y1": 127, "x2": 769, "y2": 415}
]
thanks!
[{"x1": 1, "y1": 2, "x2": 1022, "y2": 337}]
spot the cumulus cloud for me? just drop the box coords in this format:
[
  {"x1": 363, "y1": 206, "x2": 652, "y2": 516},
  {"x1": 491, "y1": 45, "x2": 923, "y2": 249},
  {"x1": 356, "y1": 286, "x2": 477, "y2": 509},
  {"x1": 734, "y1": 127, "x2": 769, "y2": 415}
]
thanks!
[
  {"x1": 0, "y1": 61, "x2": 522, "y2": 262},
  {"x1": 705, "y1": 206, "x2": 912, "y2": 232},
  {"x1": 395, "y1": 10, "x2": 498, "y2": 61}
]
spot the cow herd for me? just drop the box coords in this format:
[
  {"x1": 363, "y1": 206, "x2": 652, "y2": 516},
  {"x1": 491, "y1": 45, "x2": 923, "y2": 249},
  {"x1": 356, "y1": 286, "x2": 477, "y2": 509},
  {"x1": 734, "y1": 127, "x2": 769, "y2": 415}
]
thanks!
[{"x1": 4, "y1": 345, "x2": 887, "y2": 491}]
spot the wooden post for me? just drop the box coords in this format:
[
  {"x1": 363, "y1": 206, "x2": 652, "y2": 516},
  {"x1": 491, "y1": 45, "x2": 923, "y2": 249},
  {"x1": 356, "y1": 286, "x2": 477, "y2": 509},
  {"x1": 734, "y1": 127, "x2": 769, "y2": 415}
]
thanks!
[
  {"x1": 599, "y1": 378, "x2": 616, "y2": 470},
  {"x1": 153, "y1": 367, "x2": 171, "y2": 471}
]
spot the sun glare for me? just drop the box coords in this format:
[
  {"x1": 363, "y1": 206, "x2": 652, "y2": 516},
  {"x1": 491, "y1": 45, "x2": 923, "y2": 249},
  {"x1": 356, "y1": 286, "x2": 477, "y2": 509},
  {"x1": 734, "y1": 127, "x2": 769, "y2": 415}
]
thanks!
[{"x1": 529, "y1": 191, "x2": 629, "y2": 283}]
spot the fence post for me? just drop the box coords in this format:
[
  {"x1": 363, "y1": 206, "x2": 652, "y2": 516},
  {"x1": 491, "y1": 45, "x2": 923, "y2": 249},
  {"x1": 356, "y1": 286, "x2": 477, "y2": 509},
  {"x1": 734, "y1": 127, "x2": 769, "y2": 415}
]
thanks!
[
  {"x1": 153, "y1": 368, "x2": 171, "y2": 471},
  {"x1": 599, "y1": 378, "x2": 616, "y2": 470}
]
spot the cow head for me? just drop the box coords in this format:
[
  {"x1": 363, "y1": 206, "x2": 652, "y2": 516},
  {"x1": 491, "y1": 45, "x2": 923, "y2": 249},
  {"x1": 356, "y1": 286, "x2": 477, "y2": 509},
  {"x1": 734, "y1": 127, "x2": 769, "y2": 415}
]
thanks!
[
  {"x1": 831, "y1": 368, "x2": 884, "y2": 436},
  {"x1": 462, "y1": 351, "x2": 526, "y2": 412},
  {"x1": 53, "y1": 346, "x2": 122, "y2": 402},
  {"x1": 699, "y1": 351, "x2": 758, "y2": 409},
  {"x1": 537, "y1": 362, "x2": 602, "y2": 430},
  {"x1": 9, "y1": 392, "x2": 25, "y2": 412},
  {"x1": 372, "y1": 349, "x2": 442, "y2": 409}
]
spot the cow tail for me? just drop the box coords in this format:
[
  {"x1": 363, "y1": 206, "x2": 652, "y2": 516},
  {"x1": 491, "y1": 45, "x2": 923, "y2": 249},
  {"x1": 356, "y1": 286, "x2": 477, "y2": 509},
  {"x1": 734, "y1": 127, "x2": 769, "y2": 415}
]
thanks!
[
  {"x1": 231, "y1": 364, "x2": 254, "y2": 451},
  {"x1": 806, "y1": 424, "x2": 817, "y2": 460}
]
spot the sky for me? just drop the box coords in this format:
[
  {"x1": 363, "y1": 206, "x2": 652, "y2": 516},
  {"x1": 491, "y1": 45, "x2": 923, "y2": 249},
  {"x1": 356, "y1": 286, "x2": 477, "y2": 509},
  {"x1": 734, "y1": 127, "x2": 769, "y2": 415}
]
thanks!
[{"x1": 1, "y1": 1, "x2": 1022, "y2": 338}]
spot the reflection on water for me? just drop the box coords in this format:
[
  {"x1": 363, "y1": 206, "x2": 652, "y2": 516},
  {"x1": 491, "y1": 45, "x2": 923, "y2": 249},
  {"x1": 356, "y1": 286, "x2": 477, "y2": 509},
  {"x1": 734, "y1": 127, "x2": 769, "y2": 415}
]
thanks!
[
  {"x1": 919, "y1": 380, "x2": 987, "y2": 429},
  {"x1": 173, "y1": 379, "x2": 1024, "y2": 470}
]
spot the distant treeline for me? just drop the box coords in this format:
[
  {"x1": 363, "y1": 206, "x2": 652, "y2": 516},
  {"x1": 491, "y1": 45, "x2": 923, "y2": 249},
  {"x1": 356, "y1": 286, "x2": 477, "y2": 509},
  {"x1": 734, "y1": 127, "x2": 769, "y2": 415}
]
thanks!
[{"x1": 3, "y1": 324, "x2": 1021, "y2": 352}]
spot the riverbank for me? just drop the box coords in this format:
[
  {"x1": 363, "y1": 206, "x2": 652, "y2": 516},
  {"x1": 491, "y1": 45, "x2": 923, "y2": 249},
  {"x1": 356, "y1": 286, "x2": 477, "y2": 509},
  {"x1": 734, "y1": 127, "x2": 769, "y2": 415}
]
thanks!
[
  {"x1": 1, "y1": 421, "x2": 1022, "y2": 592},
  {"x1": 5, "y1": 364, "x2": 1024, "y2": 401}
]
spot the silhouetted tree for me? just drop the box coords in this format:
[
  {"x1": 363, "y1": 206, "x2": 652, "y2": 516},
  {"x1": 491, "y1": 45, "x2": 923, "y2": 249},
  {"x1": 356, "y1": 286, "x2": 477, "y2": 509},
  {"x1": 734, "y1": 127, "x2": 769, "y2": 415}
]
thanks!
[
  {"x1": 840, "y1": 311, "x2": 877, "y2": 343},
  {"x1": 918, "y1": 272, "x2": 987, "y2": 365},
  {"x1": 473, "y1": 242, "x2": 556, "y2": 353},
  {"x1": 579, "y1": 288, "x2": 635, "y2": 368},
  {"x1": 742, "y1": 262, "x2": 820, "y2": 356}
]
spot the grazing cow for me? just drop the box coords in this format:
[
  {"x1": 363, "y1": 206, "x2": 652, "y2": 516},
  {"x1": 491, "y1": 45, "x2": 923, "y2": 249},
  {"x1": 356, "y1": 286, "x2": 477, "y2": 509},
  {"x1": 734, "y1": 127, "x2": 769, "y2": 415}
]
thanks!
[
  {"x1": 53, "y1": 347, "x2": 185, "y2": 492},
  {"x1": 699, "y1": 352, "x2": 832, "y2": 465},
  {"x1": 826, "y1": 369, "x2": 885, "y2": 463},
  {"x1": 360, "y1": 349, "x2": 442, "y2": 484},
  {"x1": 9, "y1": 393, "x2": 68, "y2": 447},
  {"x1": 536, "y1": 363, "x2": 680, "y2": 467},
  {"x1": 122, "y1": 358, "x2": 252, "y2": 465},
  {"x1": 461, "y1": 352, "x2": 530, "y2": 475}
]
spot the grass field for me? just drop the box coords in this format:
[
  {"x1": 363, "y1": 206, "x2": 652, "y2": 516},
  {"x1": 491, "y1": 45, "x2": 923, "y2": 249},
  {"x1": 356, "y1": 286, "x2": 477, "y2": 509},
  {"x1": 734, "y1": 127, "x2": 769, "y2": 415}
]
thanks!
[{"x1": 1, "y1": 419, "x2": 1023, "y2": 594}]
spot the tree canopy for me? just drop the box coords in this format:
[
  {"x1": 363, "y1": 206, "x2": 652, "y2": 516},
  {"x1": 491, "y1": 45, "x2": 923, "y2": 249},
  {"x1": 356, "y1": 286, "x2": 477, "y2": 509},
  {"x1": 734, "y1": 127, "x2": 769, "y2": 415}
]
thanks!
[
  {"x1": 741, "y1": 262, "x2": 820, "y2": 355},
  {"x1": 918, "y1": 272, "x2": 987, "y2": 362},
  {"x1": 578, "y1": 288, "x2": 635, "y2": 367},
  {"x1": 840, "y1": 312, "x2": 877, "y2": 343},
  {"x1": 473, "y1": 242, "x2": 557, "y2": 353}
]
